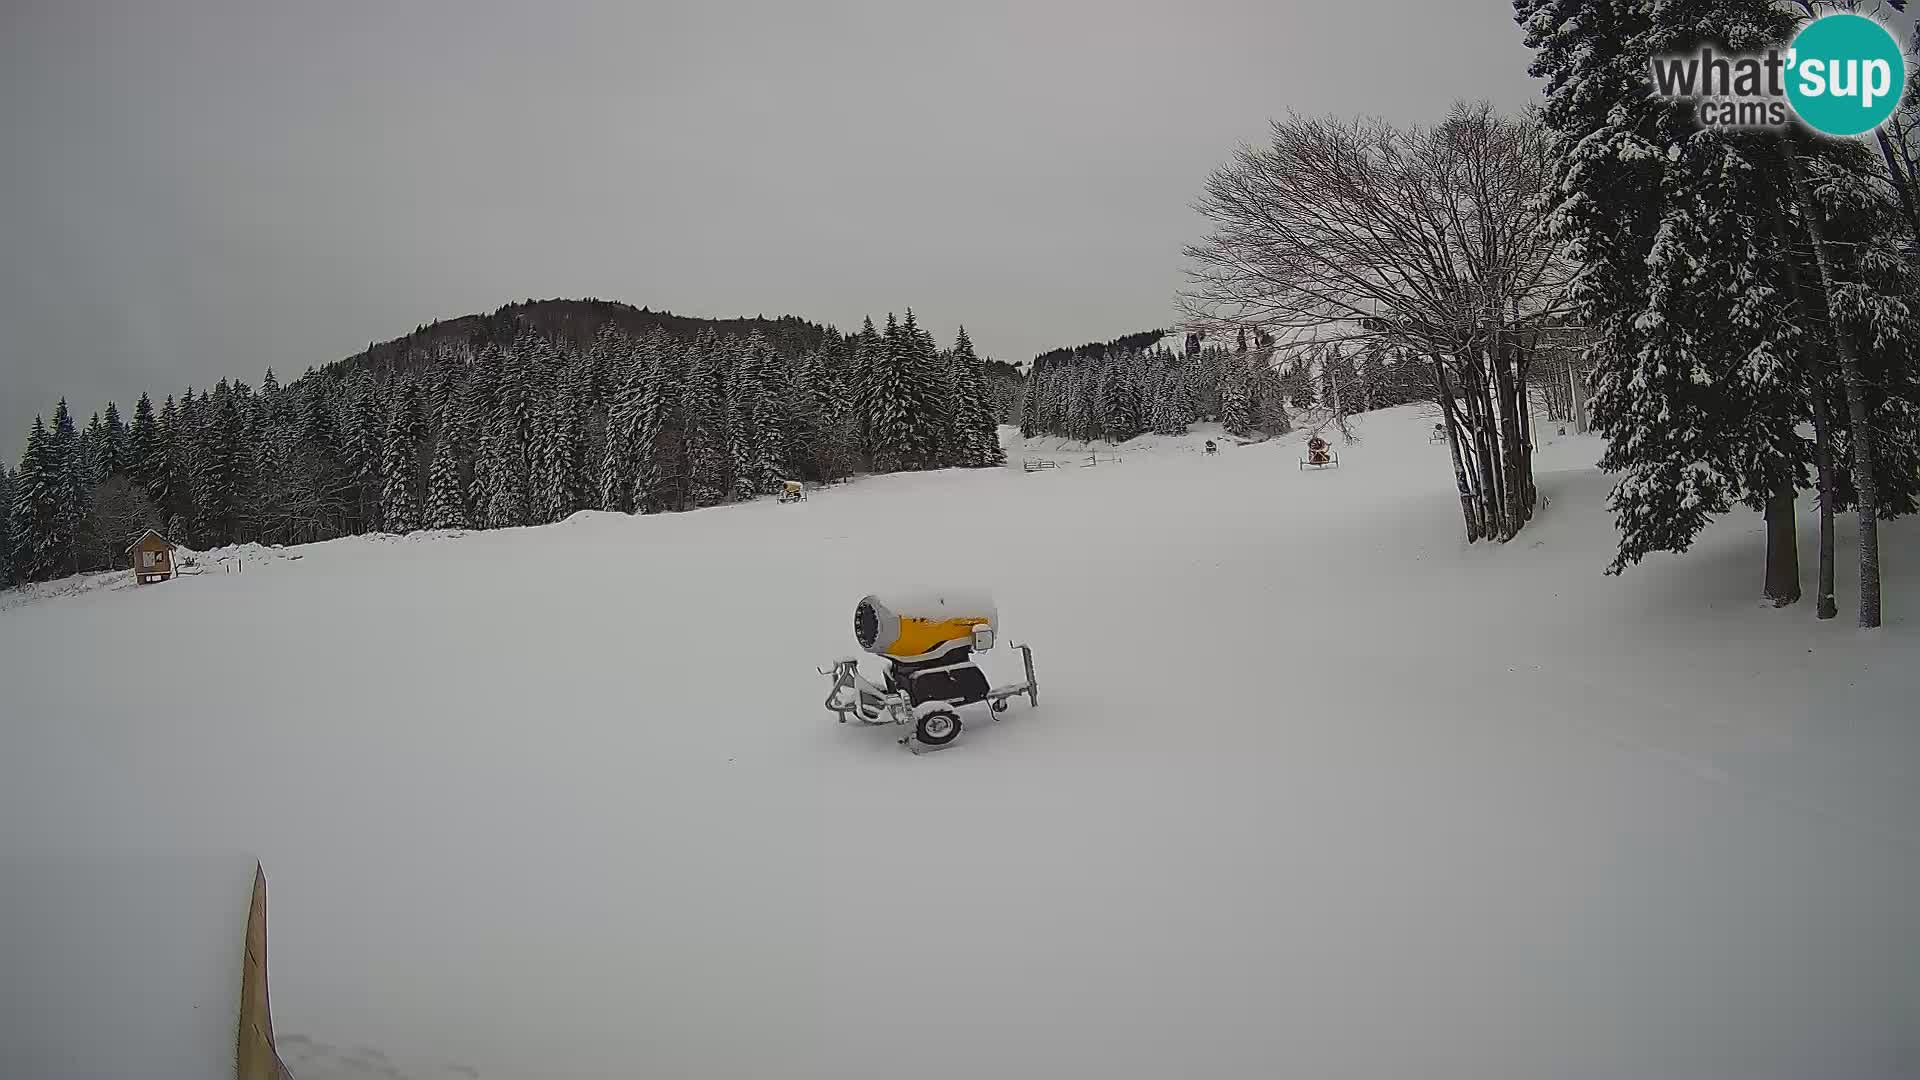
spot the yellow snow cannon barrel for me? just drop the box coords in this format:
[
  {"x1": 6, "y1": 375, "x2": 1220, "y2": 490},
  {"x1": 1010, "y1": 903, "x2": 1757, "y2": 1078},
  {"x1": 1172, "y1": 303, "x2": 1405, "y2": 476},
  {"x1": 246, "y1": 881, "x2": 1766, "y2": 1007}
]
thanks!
[{"x1": 854, "y1": 590, "x2": 998, "y2": 662}]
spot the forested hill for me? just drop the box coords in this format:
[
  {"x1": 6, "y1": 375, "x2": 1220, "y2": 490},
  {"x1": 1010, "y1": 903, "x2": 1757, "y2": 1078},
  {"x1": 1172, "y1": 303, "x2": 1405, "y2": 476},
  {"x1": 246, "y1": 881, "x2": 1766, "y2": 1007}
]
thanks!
[
  {"x1": 1030, "y1": 329, "x2": 1167, "y2": 370},
  {"x1": 329, "y1": 299, "x2": 837, "y2": 379},
  {"x1": 3, "y1": 302, "x2": 1015, "y2": 586}
]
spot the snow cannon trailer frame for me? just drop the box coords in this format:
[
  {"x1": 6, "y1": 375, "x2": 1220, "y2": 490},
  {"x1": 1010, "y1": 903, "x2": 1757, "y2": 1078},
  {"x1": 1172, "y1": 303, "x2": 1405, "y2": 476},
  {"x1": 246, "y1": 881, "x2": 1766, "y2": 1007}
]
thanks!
[{"x1": 819, "y1": 593, "x2": 1039, "y2": 754}]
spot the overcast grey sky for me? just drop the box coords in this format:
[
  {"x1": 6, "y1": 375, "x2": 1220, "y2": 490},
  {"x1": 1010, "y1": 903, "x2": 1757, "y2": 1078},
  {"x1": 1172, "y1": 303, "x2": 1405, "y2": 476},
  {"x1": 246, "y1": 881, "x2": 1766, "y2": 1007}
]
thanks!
[{"x1": 0, "y1": 0, "x2": 1540, "y2": 448}]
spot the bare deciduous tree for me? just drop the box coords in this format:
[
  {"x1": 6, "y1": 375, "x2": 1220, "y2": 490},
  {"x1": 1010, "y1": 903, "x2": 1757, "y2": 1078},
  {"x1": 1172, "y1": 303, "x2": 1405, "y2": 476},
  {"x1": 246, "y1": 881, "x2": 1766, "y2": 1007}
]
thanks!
[{"x1": 1182, "y1": 101, "x2": 1571, "y2": 542}]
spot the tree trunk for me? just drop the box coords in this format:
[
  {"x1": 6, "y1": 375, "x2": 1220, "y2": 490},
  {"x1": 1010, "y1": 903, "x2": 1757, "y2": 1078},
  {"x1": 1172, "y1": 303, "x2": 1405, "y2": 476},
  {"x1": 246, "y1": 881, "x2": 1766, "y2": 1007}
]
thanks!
[
  {"x1": 1569, "y1": 359, "x2": 1591, "y2": 435},
  {"x1": 1764, "y1": 487, "x2": 1802, "y2": 607},
  {"x1": 1434, "y1": 359, "x2": 1482, "y2": 542},
  {"x1": 1776, "y1": 210, "x2": 1840, "y2": 620},
  {"x1": 1499, "y1": 359, "x2": 1525, "y2": 535},
  {"x1": 1493, "y1": 326, "x2": 1526, "y2": 535},
  {"x1": 1783, "y1": 139, "x2": 1883, "y2": 629},
  {"x1": 1812, "y1": 388, "x2": 1839, "y2": 620},
  {"x1": 1515, "y1": 360, "x2": 1537, "y2": 520},
  {"x1": 1465, "y1": 364, "x2": 1506, "y2": 540}
]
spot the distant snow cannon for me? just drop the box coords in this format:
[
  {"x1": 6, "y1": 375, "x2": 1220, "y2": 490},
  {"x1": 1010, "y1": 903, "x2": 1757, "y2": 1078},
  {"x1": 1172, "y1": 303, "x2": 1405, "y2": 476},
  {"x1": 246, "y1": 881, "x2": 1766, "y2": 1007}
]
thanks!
[{"x1": 822, "y1": 590, "x2": 1038, "y2": 753}]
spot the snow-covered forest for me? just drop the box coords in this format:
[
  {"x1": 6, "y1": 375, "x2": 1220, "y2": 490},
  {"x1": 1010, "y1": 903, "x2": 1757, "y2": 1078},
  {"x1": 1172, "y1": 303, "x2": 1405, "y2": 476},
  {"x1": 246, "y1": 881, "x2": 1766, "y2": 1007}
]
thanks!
[
  {"x1": 0, "y1": 302, "x2": 1012, "y2": 584},
  {"x1": 1018, "y1": 326, "x2": 1443, "y2": 444}
]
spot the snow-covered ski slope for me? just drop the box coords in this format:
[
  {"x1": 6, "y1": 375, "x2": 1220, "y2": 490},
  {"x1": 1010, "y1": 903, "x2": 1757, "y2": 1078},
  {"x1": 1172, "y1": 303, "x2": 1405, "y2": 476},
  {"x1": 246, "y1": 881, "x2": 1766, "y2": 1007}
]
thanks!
[{"x1": 4, "y1": 405, "x2": 1917, "y2": 1080}]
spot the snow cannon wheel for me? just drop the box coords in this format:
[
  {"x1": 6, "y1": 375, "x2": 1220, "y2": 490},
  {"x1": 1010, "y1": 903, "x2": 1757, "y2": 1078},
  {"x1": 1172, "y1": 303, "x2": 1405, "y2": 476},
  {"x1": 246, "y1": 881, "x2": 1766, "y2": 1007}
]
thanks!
[{"x1": 916, "y1": 708, "x2": 962, "y2": 747}]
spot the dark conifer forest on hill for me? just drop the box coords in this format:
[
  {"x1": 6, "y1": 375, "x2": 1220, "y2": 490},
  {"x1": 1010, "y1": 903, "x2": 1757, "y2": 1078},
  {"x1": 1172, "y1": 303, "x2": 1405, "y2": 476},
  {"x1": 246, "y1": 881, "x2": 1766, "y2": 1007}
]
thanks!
[{"x1": 1, "y1": 298, "x2": 1016, "y2": 583}]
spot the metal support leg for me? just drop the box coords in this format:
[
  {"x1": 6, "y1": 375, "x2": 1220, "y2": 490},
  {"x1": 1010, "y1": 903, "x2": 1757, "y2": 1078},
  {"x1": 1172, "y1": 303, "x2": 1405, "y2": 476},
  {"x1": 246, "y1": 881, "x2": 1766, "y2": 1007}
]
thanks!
[{"x1": 1015, "y1": 643, "x2": 1038, "y2": 707}]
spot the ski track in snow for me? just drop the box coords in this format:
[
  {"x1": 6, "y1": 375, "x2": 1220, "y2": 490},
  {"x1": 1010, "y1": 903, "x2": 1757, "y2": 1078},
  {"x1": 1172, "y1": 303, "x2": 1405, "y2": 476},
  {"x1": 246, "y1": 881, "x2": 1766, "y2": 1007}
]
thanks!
[{"x1": 4, "y1": 406, "x2": 1918, "y2": 1080}]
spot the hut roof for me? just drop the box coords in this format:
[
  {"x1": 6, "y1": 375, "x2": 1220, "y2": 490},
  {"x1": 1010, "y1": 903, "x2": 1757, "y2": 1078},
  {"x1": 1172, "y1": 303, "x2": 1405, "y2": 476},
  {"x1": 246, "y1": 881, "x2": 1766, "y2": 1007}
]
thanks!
[{"x1": 125, "y1": 529, "x2": 178, "y2": 554}]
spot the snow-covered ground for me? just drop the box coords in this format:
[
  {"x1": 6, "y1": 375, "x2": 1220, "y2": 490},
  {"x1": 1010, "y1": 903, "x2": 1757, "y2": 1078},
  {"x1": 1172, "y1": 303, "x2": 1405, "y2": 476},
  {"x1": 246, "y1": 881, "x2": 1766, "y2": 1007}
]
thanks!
[{"x1": 4, "y1": 405, "x2": 1918, "y2": 1080}]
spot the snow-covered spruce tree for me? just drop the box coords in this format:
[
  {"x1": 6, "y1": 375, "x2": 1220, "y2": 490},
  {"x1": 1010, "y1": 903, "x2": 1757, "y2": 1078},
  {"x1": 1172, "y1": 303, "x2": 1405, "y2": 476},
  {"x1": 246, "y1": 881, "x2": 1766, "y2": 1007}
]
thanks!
[
  {"x1": 726, "y1": 332, "x2": 784, "y2": 498},
  {"x1": 293, "y1": 383, "x2": 351, "y2": 542},
  {"x1": 722, "y1": 352, "x2": 756, "y2": 503},
  {"x1": 193, "y1": 382, "x2": 248, "y2": 547},
  {"x1": 944, "y1": 335, "x2": 975, "y2": 465},
  {"x1": 380, "y1": 379, "x2": 427, "y2": 533},
  {"x1": 1018, "y1": 364, "x2": 1046, "y2": 438},
  {"x1": 1138, "y1": 360, "x2": 1165, "y2": 437},
  {"x1": 171, "y1": 389, "x2": 203, "y2": 541},
  {"x1": 74, "y1": 412, "x2": 109, "y2": 565},
  {"x1": 1219, "y1": 355, "x2": 1254, "y2": 437},
  {"x1": 458, "y1": 344, "x2": 504, "y2": 455},
  {"x1": 249, "y1": 371, "x2": 297, "y2": 545},
  {"x1": 586, "y1": 320, "x2": 630, "y2": 411},
  {"x1": 142, "y1": 395, "x2": 187, "y2": 540},
  {"x1": 930, "y1": 344, "x2": 962, "y2": 466},
  {"x1": 466, "y1": 331, "x2": 548, "y2": 527},
  {"x1": 950, "y1": 327, "x2": 1004, "y2": 466},
  {"x1": 756, "y1": 337, "x2": 796, "y2": 483},
  {"x1": 1059, "y1": 363, "x2": 1088, "y2": 442},
  {"x1": 866, "y1": 312, "x2": 940, "y2": 472},
  {"x1": 421, "y1": 347, "x2": 461, "y2": 434},
  {"x1": 83, "y1": 412, "x2": 107, "y2": 478},
  {"x1": 1250, "y1": 351, "x2": 1291, "y2": 435},
  {"x1": 1521, "y1": 0, "x2": 1814, "y2": 591},
  {"x1": 99, "y1": 401, "x2": 127, "y2": 480},
  {"x1": 1192, "y1": 349, "x2": 1225, "y2": 422},
  {"x1": 1049, "y1": 363, "x2": 1074, "y2": 434},
  {"x1": 626, "y1": 334, "x2": 677, "y2": 513},
  {"x1": 531, "y1": 377, "x2": 588, "y2": 524},
  {"x1": 0, "y1": 464, "x2": 14, "y2": 586},
  {"x1": 495, "y1": 331, "x2": 544, "y2": 460},
  {"x1": 1096, "y1": 359, "x2": 1130, "y2": 443},
  {"x1": 44, "y1": 401, "x2": 82, "y2": 576},
  {"x1": 598, "y1": 330, "x2": 641, "y2": 514},
  {"x1": 1148, "y1": 357, "x2": 1177, "y2": 431},
  {"x1": 783, "y1": 348, "x2": 829, "y2": 479},
  {"x1": 474, "y1": 412, "x2": 529, "y2": 529},
  {"x1": 335, "y1": 371, "x2": 385, "y2": 534},
  {"x1": 899, "y1": 311, "x2": 945, "y2": 467},
  {"x1": 425, "y1": 425, "x2": 470, "y2": 530},
  {"x1": 870, "y1": 313, "x2": 906, "y2": 466},
  {"x1": 852, "y1": 316, "x2": 883, "y2": 459},
  {"x1": 564, "y1": 337, "x2": 610, "y2": 504},
  {"x1": 796, "y1": 342, "x2": 862, "y2": 482},
  {"x1": 10, "y1": 418, "x2": 63, "y2": 581},
  {"x1": 681, "y1": 331, "x2": 728, "y2": 508},
  {"x1": 127, "y1": 393, "x2": 159, "y2": 493}
]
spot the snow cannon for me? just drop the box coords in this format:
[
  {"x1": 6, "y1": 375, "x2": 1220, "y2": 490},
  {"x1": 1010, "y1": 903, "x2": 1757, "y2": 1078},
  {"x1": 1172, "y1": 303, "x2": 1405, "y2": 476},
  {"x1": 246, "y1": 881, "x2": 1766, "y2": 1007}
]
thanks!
[
  {"x1": 821, "y1": 590, "x2": 1039, "y2": 753},
  {"x1": 853, "y1": 590, "x2": 998, "y2": 663}
]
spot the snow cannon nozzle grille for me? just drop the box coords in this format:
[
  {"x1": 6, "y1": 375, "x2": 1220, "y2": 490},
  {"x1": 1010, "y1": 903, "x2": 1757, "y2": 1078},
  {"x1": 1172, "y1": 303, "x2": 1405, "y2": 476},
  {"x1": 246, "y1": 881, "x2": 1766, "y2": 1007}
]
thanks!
[{"x1": 854, "y1": 598, "x2": 881, "y2": 651}]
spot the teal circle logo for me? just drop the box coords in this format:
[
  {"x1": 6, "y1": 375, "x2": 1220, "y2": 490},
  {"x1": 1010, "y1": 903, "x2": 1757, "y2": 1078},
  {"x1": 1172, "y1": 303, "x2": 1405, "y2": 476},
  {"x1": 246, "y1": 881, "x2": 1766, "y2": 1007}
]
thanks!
[{"x1": 1786, "y1": 14, "x2": 1906, "y2": 137}]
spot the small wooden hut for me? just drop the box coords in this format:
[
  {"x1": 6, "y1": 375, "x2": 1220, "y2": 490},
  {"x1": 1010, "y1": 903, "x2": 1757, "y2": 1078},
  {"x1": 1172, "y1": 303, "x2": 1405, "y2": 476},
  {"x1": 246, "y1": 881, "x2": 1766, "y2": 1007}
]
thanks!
[{"x1": 127, "y1": 530, "x2": 178, "y2": 584}]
